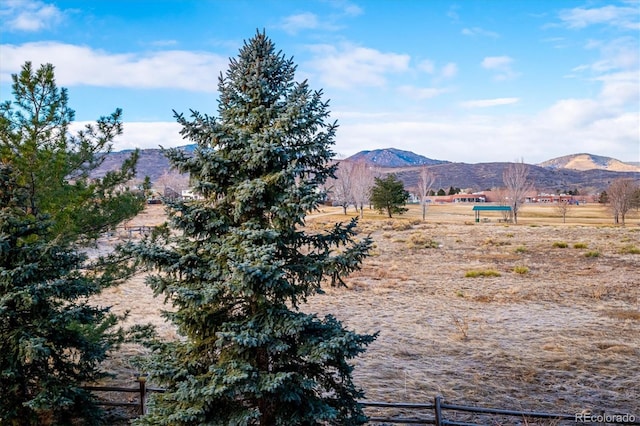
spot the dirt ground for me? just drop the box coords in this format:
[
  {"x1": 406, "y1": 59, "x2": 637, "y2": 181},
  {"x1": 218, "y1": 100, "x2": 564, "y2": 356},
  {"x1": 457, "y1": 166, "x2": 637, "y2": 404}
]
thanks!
[{"x1": 93, "y1": 202, "x2": 640, "y2": 421}]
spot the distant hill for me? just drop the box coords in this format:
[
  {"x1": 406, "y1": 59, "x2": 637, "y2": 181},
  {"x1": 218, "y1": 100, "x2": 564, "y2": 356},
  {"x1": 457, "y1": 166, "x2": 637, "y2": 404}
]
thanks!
[
  {"x1": 538, "y1": 153, "x2": 640, "y2": 172},
  {"x1": 92, "y1": 145, "x2": 639, "y2": 193},
  {"x1": 92, "y1": 144, "x2": 196, "y2": 182},
  {"x1": 392, "y1": 162, "x2": 639, "y2": 194},
  {"x1": 93, "y1": 148, "x2": 171, "y2": 182},
  {"x1": 346, "y1": 148, "x2": 448, "y2": 167}
]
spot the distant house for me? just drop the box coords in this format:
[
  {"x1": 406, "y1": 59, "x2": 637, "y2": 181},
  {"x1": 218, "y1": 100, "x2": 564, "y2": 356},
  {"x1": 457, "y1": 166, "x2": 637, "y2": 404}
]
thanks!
[
  {"x1": 164, "y1": 187, "x2": 181, "y2": 200},
  {"x1": 423, "y1": 191, "x2": 592, "y2": 204},
  {"x1": 181, "y1": 189, "x2": 204, "y2": 200},
  {"x1": 452, "y1": 194, "x2": 486, "y2": 203},
  {"x1": 427, "y1": 192, "x2": 488, "y2": 204},
  {"x1": 531, "y1": 193, "x2": 590, "y2": 204}
]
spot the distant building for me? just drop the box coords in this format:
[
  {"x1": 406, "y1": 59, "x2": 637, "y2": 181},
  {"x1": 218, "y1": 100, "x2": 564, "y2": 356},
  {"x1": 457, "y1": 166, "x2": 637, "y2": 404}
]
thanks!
[
  {"x1": 181, "y1": 189, "x2": 204, "y2": 200},
  {"x1": 420, "y1": 191, "x2": 592, "y2": 204},
  {"x1": 164, "y1": 187, "x2": 181, "y2": 200}
]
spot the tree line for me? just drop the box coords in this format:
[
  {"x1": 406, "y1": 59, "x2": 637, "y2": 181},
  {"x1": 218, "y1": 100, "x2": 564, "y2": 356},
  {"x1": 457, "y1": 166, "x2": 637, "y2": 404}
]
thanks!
[{"x1": 327, "y1": 157, "x2": 639, "y2": 225}]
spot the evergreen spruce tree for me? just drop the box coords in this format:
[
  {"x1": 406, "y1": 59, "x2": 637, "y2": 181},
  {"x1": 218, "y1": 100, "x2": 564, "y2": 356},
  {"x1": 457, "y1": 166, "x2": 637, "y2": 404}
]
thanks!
[
  {"x1": 129, "y1": 31, "x2": 376, "y2": 425},
  {"x1": 370, "y1": 174, "x2": 409, "y2": 218},
  {"x1": 0, "y1": 165, "x2": 124, "y2": 425},
  {"x1": 0, "y1": 63, "x2": 145, "y2": 424},
  {"x1": 0, "y1": 62, "x2": 143, "y2": 243}
]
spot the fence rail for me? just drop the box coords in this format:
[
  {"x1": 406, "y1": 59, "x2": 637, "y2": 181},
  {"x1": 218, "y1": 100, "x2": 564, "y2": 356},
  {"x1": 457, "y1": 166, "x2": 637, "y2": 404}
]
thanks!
[{"x1": 84, "y1": 382, "x2": 639, "y2": 425}]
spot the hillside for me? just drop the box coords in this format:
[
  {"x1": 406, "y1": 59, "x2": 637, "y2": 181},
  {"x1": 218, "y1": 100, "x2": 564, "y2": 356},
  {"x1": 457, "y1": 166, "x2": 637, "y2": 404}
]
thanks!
[
  {"x1": 346, "y1": 148, "x2": 448, "y2": 167},
  {"x1": 93, "y1": 146, "x2": 639, "y2": 193},
  {"x1": 538, "y1": 153, "x2": 640, "y2": 172},
  {"x1": 94, "y1": 147, "x2": 189, "y2": 182},
  {"x1": 392, "y1": 162, "x2": 639, "y2": 193}
]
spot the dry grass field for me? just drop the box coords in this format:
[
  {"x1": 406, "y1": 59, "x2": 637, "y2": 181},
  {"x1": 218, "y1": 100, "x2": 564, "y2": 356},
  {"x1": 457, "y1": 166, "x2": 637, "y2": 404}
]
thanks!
[{"x1": 93, "y1": 202, "x2": 640, "y2": 422}]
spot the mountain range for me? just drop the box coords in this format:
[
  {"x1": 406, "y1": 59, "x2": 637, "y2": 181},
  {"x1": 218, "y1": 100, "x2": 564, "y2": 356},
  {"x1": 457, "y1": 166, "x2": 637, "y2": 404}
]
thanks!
[
  {"x1": 344, "y1": 149, "x2": 639, "y2": 193},
  {"x1": 344, "y1": 148, "x2": 640, "y2": 172},
  {"x1": 537, "y1": 153, "x2": 640, "y2": 172},
  {"x1": 97, "y1": 146, "x2": 639, "y2": 193},
  {"x1": 346, "y1": 148, "x2": 448, "y2": 167}
]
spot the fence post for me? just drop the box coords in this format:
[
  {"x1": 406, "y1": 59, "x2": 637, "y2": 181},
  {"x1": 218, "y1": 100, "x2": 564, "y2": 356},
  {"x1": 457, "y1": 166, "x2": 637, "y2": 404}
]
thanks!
[
  {"x1": 136, "y1": 374, "x2": 148, "y2": 415},
  {"x1": 434, "y1": 395, "x2": 443, "y2": 426}
]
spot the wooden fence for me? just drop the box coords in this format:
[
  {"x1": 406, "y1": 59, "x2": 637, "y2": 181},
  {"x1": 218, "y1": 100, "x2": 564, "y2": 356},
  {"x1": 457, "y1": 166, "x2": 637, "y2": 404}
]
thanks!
[
  {"x1": 84, "y1": 379, "x2": 639, "y2": 425},
  {"x1": 118, "y1": 224, "x2": 155, "y2": 238}
]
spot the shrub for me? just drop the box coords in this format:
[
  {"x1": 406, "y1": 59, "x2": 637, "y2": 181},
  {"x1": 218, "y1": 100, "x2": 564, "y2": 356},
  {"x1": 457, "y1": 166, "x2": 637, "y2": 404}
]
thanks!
[
  {"x1": 514, "y1": 265, "x2": 530, "y2": 274},
  {"x1": 515, "y1": 246, "x2": 527, "y2": 254},
  {"x1": 407, "y1": 233, "x2": 439, "y2": 249},
  {"x1": 585, "y1": 251, "x2": 600, "y2": 258},
  {"x1": 483, "y1": 238, "x2": 511, "y2": 246},
  {"x1": 392, "y1": 220, "x2": 413, "y2": 231},
  {"x1": 619, "y1": 245, "x2": 640, "y2": 254},
  {"x1": 553, "y1": 241, "x2": 568, "y2": 248},
  {"x1": 573, "y1": 242, "x2": 588, "y2": 249},
  {"x1": 465, "y1": 269, "x2": 501, "y2": 278}
]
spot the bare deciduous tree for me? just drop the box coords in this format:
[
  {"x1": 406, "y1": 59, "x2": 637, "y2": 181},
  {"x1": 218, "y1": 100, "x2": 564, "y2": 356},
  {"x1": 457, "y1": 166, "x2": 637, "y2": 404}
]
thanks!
[
  {"x1": 350, "y1": 160, "x2": 376, "y2": 218},
  {"x1": 330, "y1": 160, "x2": 354, "y2": 214},
  {"x1": 155, "y1": 169, "x2": 190, "y2": 197},
  {"x1": 492, "y1": 187, "x2": 511, "y2": 222},
  {"x1": 416, "y1": 166, "x2": 436, "y2": 221},
  {"x1": 555, "y1": 200, "x2": 572, "y2": 223},
  {"x1": 607, "y1": 178, "x2": 639, "y2": 225},
  {"x1": 502, "y1": 160, "x2": 534, "y2": 224}
]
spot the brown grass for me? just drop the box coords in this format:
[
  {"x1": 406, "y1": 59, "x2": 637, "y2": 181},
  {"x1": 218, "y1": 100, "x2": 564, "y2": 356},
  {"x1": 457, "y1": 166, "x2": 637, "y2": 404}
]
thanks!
[{"x1": 94, "y1": 202, "x2": 640, "y2": 418}]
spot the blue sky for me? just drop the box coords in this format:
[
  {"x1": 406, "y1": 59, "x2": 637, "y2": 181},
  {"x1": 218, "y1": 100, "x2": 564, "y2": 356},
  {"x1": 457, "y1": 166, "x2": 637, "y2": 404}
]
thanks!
[{"x1": 1, "y1": 0, "x2": 638, "y2": 164}]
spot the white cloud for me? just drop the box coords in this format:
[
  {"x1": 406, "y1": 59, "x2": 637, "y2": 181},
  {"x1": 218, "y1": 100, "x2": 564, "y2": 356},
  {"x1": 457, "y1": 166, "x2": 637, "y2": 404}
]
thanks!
[
  {"x1": 587, "y1": 36, "x2": 639, "y2": 73},
  {"x1": 397, "y1": 85, "x2": 448, "y2": 100},
  {"x1": 0, "y1": 42, "x2": 227, "y2": 92},
  {"x1": 148, "y1": 40, "x2": 179, "y2": 48},
  {"x1": 331, "y1": 58, "x2": 638, "y2": 164},
  {"x1": 418, "y1": 59, "x2": 435, "y2": 74},
  {"x1": 539, "y1": 98, "x2": 605, "y2": 128},
  {"x1": 418, "y1": 60, "x2": 457, "y2": 79},
  {"x1": 0, "y1": 0, "x2": 64, "y2": 32},
  {"x1": 481, "y1": 56, "x2": 520, "y2": 81},
  {"x1": 461, "y1": 27, "x2": 499, "y2": 38},
  {"x1": 559, "y1": 4, "x2": 640, "y2": 30},
  {"x1": 441, "y1": 62, "x2": 458, "y2": 79},
  {"x1": 481, "y1": 56, "x2": 512, "y2": 69},
  {"x1": 569, "y1": 36, "x2": 639, "y2": 110},
  {"x1": 69, "y1": 121, "x2": 185, "y2": 152},
  {"x1": 327, "y1": 0, "x2": 363, "y2": 17},
  {"x1": 447, "y1": 5, "x2": 460, "y2": 22},
  {"x1": 332, "y1": 102, "x2": 638, "y2": 164},
  {"x1": 280, "y1": 12, "x2": 319, "y2": 34},
  {"x1": 305, "y1": 43, "x2": 410, "y2": 88},
  {"x1": 342, "y1": 3, "x2": 364, "y2": 17},
  {"x1": 597, "y1": 71, "x2": 640, "y2": 107},
  {"x1": 541, "y1": 37, "x2": 570, "y2": 49},
  {"x1": 460, "y1": 98, "x2": 519, "y2": 108},
  {"x1": 279, "y1": 1, "x2": 362, "y2": 34},
  {"x1": 96, "y1": 97, "x2": 637, "y2": 166}
]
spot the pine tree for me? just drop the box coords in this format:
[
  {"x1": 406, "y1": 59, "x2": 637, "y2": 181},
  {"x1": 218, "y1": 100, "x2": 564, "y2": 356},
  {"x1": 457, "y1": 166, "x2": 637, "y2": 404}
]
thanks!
[
  {"x1": 0, "y1": 62, "x2": 145, "y2": 424},
  {"x1": 0, "y1": 165, "x2": 124, "y2": 425},
  {"x1": 0, "y1": 62, "x2": 144, "y2": 243},
  {"x1": 370, "y1": 174, "x2": 409, "y2": 218},
  {"x1": 128, "y1": 31, "x2": 376, "y2": 425}
]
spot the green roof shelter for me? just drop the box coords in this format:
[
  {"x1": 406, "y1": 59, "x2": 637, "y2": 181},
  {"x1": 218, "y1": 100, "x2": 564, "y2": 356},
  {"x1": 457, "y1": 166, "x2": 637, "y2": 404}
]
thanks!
[{"x1": 472, "y1": 205, "x2": 512, "y2": 222}]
